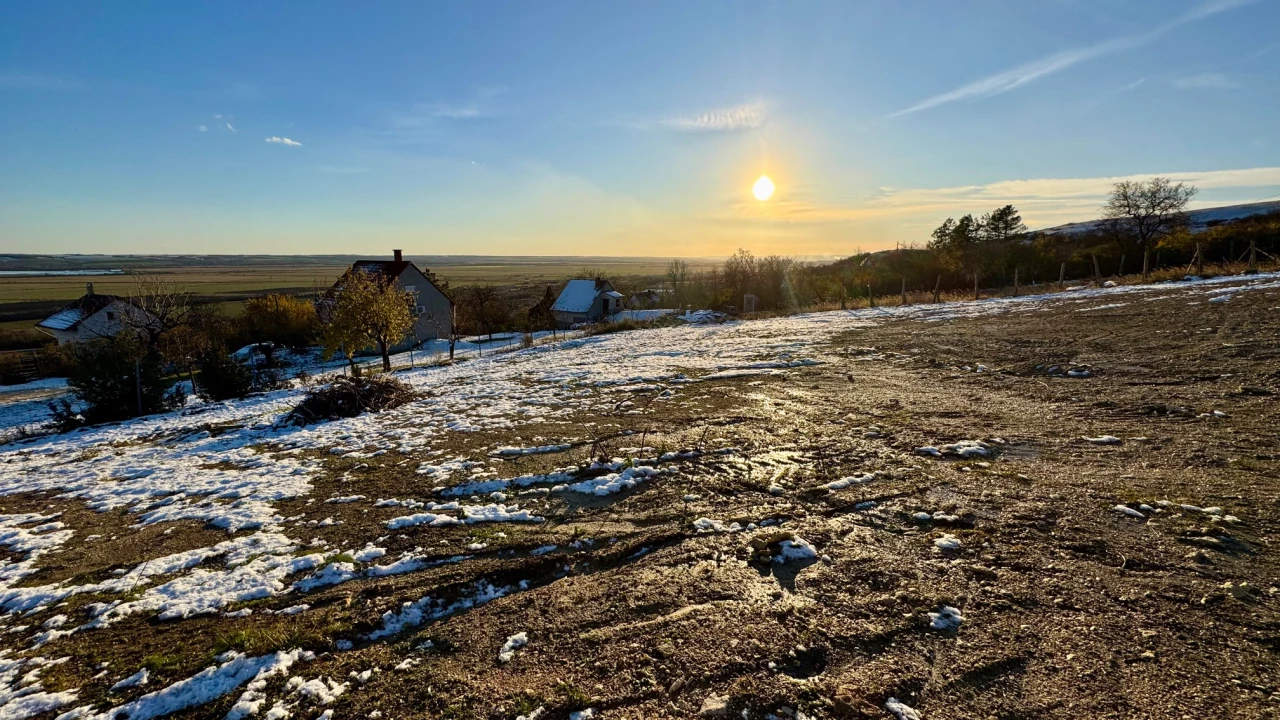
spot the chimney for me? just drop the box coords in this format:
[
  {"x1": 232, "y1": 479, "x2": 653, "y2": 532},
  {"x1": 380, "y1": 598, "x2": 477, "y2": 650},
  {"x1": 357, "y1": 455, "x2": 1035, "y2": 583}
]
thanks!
[
  {"x1": 393, "y1": 249, "x2": 403, "y2": 262},
  {"x1": 86, "y1": 283, "x2": 94, "y2": 296}
]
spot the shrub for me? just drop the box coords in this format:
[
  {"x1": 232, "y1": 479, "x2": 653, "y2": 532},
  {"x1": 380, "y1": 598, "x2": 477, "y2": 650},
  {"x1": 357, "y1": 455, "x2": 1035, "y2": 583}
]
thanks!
[
  {"x1": 241, "y1": 294, "x2": 319, "y2": 365},
  {"x1": 53, "y1": 335, "x2": 183, "y2": 427},
  {"x1": 193, "y1": 350, "x2": 255, "y2": 401},
  {"x1": 283, "y1": 374, "x2": 417, "y2": 426},
  {"x1": 35, "y1": 342, "x2": 75, "y2": 377}
]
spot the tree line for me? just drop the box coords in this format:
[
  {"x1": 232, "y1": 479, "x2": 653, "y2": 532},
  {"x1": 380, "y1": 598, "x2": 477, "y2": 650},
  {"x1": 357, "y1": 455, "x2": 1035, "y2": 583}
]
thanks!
[{"x1": 661, "y1": 178, "x2": 1277, "y2": 310}]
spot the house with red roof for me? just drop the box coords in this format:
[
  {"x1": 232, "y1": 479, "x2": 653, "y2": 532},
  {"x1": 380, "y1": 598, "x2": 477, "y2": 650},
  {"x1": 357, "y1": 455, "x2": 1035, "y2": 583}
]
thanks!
[{"x1": 327, "y1": 249, "x2": 454, "y2": 351}]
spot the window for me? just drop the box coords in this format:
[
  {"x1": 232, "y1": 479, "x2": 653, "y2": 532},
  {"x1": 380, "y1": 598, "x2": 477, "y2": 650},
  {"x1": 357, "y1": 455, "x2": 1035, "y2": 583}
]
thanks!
[
  {"x1": 416, "y1": 305, "x2": 425, "y2": 315},
  {"x1": 404, "y1": 284, "x2": 417, "y2": 294},
  {"x1": 106, "y1": 311, "x2": 116, "y2": 321}
]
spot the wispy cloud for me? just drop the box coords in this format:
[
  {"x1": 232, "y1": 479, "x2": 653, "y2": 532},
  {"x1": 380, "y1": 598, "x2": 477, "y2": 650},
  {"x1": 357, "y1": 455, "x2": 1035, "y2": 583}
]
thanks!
[
  {"x1": 889, "y1": 0, "x2": 1258, "y2": 117},
  {"x1": 1117, "y1": 77, "x2": 1146, "y2": 93},
  {"x1": 0, "y1": 70, "x2": 82, "y2": 91},
  {"x1": 1174, "y1": 72, "x2": 1238, "y2": 89},
  {"x1": 265, "y1": 136, "x2": 302, "y2": 147},
  {"x1": 661, "y1": 101, "x2": 766, "y2": 132},
  {"x1": 198, "y1": 125, "x2": 208, "y2": 132},
  {"x1": 392, "y1": 87, "x2": 506, "y2": 128}
]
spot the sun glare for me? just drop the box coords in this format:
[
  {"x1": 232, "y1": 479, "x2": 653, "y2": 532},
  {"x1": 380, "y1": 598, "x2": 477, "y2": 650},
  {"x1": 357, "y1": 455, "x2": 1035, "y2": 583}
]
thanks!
[{"x1": 752, "y1": 174, "x2": 775, "y2": 201}]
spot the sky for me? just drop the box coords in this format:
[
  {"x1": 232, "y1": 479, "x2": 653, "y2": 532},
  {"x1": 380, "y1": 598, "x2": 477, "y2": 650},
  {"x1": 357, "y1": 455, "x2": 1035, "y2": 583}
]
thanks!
[{"x1": 1, "y1": 0, "x2": 1278, "y2": 258}]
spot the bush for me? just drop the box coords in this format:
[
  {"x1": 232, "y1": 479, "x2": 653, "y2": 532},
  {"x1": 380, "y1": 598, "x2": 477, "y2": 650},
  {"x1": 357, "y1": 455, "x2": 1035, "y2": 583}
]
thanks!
[
  {"x1": 283, "y1": 374, "x2": 417, "y2": 426},
  {"x1": 194, "y1": 350, "x2": 255, "y2": 401},
  {"x1": 55, "y1": 335, "x2": 184, "y2": 427},
  {"x1": 242, "y1": 294, "x2": 319, "y2": 365}
]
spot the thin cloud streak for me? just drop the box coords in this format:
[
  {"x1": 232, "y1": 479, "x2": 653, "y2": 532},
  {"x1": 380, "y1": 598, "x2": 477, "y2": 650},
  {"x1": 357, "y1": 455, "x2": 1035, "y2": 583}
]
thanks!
[
  {"x1": 889, "y1": 0, "x2": 1258, "y2": 117},
  {"x1": 265, "y1": 136, "x2": 302, "y2": 146},
  {"x1": 662, "y1": 101, "x2": 766, "y2": 132},
  {"x1": 1174, "y1": 72, "x2": 1238, "y2": 88}
]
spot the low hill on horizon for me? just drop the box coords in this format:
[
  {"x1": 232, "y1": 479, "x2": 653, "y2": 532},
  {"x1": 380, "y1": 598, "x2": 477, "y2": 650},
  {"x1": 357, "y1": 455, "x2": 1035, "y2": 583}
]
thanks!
[{"x1": 1034, "y1": 199, "x2": 1280, "y2": 236}]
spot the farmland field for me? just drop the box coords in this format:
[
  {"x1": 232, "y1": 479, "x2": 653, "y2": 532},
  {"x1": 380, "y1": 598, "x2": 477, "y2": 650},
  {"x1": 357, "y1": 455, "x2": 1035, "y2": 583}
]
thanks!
[
  {"x1": 0, "y1": 272, "x2": 1276, "y2": 719},
  {"x1": 0, "y1": 255, "x2": 717, "y2": 328}
]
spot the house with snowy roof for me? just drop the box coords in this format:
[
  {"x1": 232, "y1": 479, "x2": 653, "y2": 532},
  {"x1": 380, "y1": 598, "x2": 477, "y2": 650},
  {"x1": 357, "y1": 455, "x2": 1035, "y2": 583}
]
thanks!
[
  {"x1": 35, "y1": 284, "x2": 156, "y2": 345},
  {"x1": 552, "y1": 279, "x2": 622, "y2": 328},
  {"x1": 326, "y1": 249, "x2": 453, "y2": 350}
]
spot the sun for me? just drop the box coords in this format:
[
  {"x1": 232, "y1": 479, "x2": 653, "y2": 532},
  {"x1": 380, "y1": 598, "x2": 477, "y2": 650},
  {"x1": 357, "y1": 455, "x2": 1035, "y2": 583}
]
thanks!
[{"x1": 752, "y1": 174, "x2": 775, "y2": 201}]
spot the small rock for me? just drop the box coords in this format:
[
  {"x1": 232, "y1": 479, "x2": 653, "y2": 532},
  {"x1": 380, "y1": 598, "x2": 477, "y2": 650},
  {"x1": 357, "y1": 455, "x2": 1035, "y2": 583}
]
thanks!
[{"x1": 699, "y1": 694, "x2": 729, "y2": 717}]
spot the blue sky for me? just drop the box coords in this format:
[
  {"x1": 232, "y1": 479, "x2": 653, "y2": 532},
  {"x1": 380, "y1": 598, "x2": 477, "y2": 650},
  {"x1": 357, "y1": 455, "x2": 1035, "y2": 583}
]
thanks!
[{"x1": 2, "y1": 0, "x2": 1277, "y2": 257}]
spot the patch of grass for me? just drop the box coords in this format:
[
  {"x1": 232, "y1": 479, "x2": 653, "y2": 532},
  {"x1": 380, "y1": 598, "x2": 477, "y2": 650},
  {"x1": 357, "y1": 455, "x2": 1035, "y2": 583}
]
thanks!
[
  {"x1": 329, "y1": 552, "x2": 356, "y2": 564},
  {"x1": 467, "y1": 527, "x2": 500, "y2": 541},
  {"x1": 212, "y1": 629, "x2": 257, "y2": 655},
  {"x1": 510, "y1": 692, "x2": 545, "y2": 716},
  {"x1": 210, "y1": 623, "x2": 333, "y2": 658},
  {"x1": 142, "y1": 653, "x2": 183, "y2": 674},
  {"x1": 554, "y1": 681, "x2": 591, "y2": 709}
]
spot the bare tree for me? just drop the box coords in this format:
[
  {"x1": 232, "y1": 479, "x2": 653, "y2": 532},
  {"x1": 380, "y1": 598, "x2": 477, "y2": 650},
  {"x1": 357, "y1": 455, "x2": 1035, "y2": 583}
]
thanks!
[
  {"x1": 122, "y1": 273, "x2": 199, "y2": 350},
  {"x1": 1102, "y1": 177, "x2": 1197, "y2": 277},
  {"x1": 464, "y1": 285, "x2": 500, "y2": 341},
  {"x1": 666, "y1": 259, "x2": 690, "y2": 306}
]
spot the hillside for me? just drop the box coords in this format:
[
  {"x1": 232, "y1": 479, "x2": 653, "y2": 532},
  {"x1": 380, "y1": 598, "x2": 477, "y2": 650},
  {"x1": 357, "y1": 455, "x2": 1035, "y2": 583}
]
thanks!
[
  {"x1": 1036, "y1": 199, "x2": 1280, "y2": 236},
  {"x1": 0, "y1": 272, "x2": 1277, "y2": 719}
]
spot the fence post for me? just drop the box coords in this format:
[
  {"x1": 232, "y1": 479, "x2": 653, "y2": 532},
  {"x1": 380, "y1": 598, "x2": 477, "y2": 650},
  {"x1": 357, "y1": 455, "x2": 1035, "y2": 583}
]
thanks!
[
  {"x1": 1196, "y1": 242, "x2": 1204, "y2": 276},
  {"x1": 973, "y1": 273, "x2": 979, "y2": 301},
  {"x1": 1058, "y1": 262, "x2": 1065, "y2": 289},
  {"x1": 1118, "y1": 254, "x2": 1125, "y2": 277},
  {"x1": 1142, "y1": 249, "x2": 1149, "y2": 280},
  {"x1": 1091, "y1": 254, "x2": 1101, "y2": 284},
  {"x1": 135, "y1": 358, "x2": 142, "y2": 416},
  {"x1": 900, "y1": 277, "x2": 907, "y2": 306},
  {"x1": 932, "y1": 275, "x2": 941, "y2": 303},
  {"x1": 867, "y1": 285, "x2": 874, "y2": 308},
  {"x1": 1248, "y1": 239, "x2": 1258, "y2": 273},
  {"x1": 1013, "y1": 267, "x2": 1019, "y2": 297}
]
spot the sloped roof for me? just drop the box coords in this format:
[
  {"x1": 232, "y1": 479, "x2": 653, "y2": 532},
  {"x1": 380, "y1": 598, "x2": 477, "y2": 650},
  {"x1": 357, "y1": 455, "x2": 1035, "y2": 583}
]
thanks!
[
  {"x1": 37, "y1": 293, "x2": 121, "y2": 331},
  {"x1": 351, "y1": 260, "x2": 413, "y2": 278},
  {"x1": 333, "y1": 259, "x2": 453, "y2": 306},
  {"x1": 553, "y1": 279, "x2": 609, "y2": 313}
]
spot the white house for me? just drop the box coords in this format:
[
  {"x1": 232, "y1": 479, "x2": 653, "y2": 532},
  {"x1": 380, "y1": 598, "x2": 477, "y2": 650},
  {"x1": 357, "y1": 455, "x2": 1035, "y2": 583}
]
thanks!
[
  {"x1": 552, "y1": 279, "x2": 622, "y2": 328},
  {"x1": 328, "y1": 249, "x2": 454, "y2": 351},
  {"x1": 35, "y1": 284, "x2": 155, "y2": 345}
]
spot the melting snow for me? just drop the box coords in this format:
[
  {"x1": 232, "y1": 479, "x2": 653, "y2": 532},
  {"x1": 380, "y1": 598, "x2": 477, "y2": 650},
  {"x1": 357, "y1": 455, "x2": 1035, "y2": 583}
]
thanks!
[
  {"x1": 498, "y1": 632, "x2": 528, "y2": 663},
  {"x1": 928, "y1": 605, "x2": 965, "y2": 631}
]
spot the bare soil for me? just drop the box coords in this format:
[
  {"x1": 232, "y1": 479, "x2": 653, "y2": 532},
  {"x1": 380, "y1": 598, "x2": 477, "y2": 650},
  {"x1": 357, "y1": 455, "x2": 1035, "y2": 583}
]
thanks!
[{"x1": 5, "y1": 285, "x2": 1279, "y2": 720}]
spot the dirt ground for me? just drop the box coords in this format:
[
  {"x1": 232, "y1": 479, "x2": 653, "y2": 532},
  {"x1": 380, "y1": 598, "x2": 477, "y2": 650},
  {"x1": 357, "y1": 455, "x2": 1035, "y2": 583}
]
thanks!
[{"x1": 5, "y1": 283, "x2": 1279, "y2": 720}]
